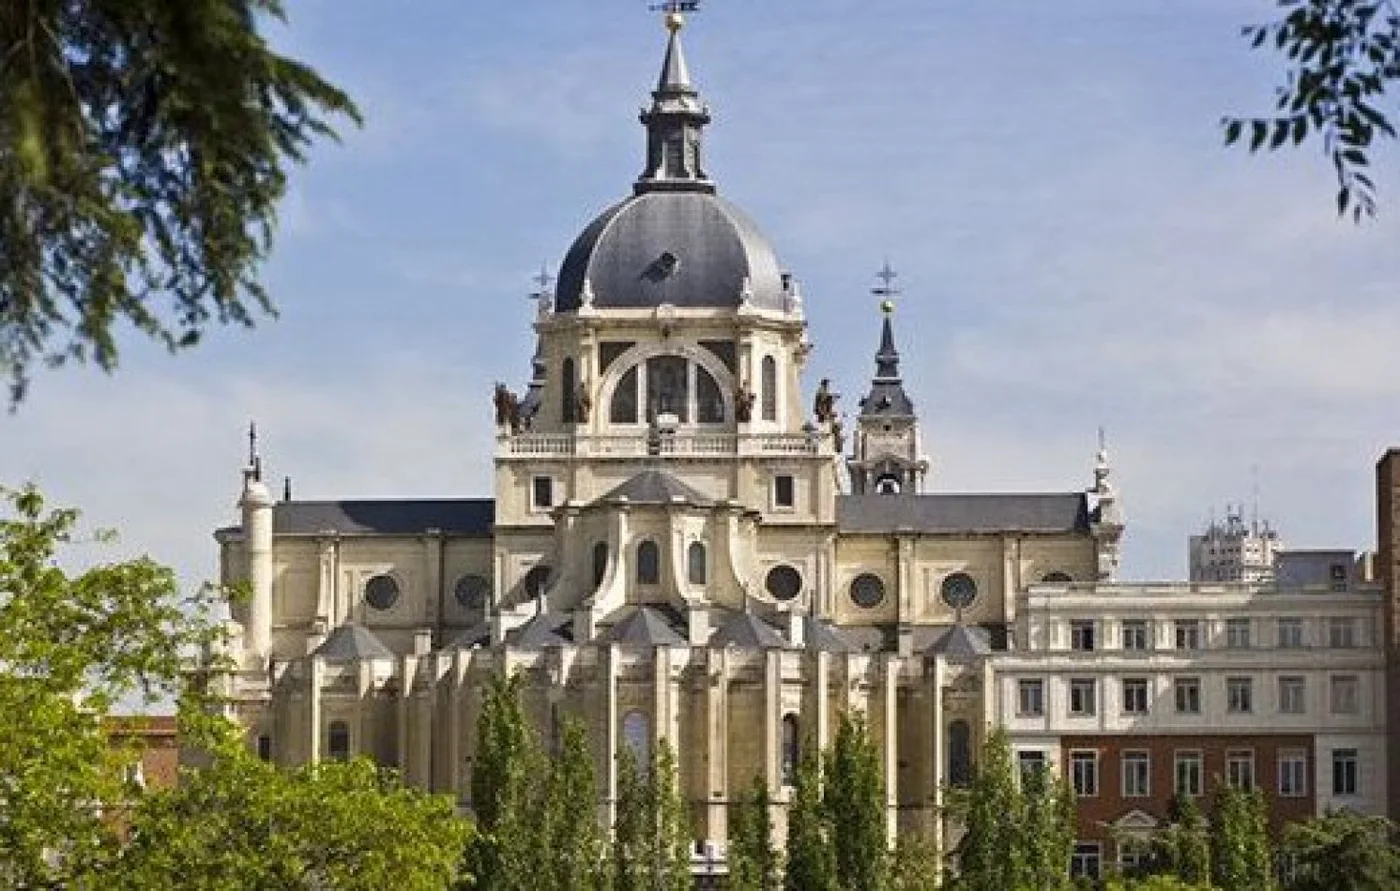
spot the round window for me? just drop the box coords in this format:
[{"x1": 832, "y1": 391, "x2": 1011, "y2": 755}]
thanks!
[
  {"x1": 364, "y1": 574, "x2": 400, "y2": 611},
  {"x1": 849, "y1": 573, "x2": 886, "y2": 609},
  {"x1": 765, "y1": 565, "x2": 802, "y2": 601},
  {"x1": 940, "y1": 572, "x2": 978, "y2": 610},
  {"x1": 524, "y1": 565, "x2": 551, "y2": 599},
  {"x1": 455, "y1": 574, "x2": 490, "y2": 610}
]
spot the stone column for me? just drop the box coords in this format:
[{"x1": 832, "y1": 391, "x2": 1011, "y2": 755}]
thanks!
[
  {"x1": 704, "y1": 648, "x2": 729, "y2": 842},
  {"x1": 882, "y1": 654, "x2": 899, "y2": 843}
]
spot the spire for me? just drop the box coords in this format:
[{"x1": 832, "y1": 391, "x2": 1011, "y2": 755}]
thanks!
[
  {"x1": 635, "y1": 9, "x2": 714, "y2": 194},
  {"x1": 858, "y1": 266, "x2": 914, "y2": 418}
]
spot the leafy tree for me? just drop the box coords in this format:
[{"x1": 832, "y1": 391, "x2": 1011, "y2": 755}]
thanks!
[
  {"x1": 1021, "y1": 762, "x2": 1076, "y2": 891},
  {"x1": 539, "y1": 718, "x2": 607, "y2": 891},
  {"x1": 1105, "y1": 876, "x2": 1216, "y2": 891},
  {"x1": 94, "y1": 754, "x2": 471, "y2": 890},
  {"x1": 0, "y1": 0, "x2": 360, "y2": 402},
  {"x1": 468, "y1": 671, "x2": 541, "y2": 891},
  {"x1": 946, "y1": 728, "x2": 1025, "y2": 891},
  {"x1": 825, "y1": 712, "x2": 887, "y2": 890},
  {"x1": 1208, "y1": 784, "x2": 1273, "y2": 891},
  {"x1": 887, "y1": 833, "x2": 940, "y2": 891},
  {"x1": 728, "y1": 775, "x2": 779, "y2": 890},
  {"x1": 783, "y1": 746, "x2": 837, "y2": 891},
  {"x1": 1156, "y1": 794, "x2": 1212, "y2": 887},
  {"x1": 612, "y1": 740, "x2": 691, "y2": 891},
  {"x1": 1283, "y1": 810, "x2": 1400, "y2": 891},
  {"x1": 1227, "y1": 0, "x2": 1400, "y2": 219},
  {"x1": 0, "y1": 483, "x2": 222, "y2": 887}
]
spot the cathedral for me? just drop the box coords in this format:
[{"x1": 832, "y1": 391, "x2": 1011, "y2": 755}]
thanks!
[{"x1": 216, "y1": 12, "x2": 1390, "y2": 880}]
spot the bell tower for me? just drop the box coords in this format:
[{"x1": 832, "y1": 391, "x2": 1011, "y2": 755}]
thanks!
[{"x1": 847, "y1": 263, "x2": 928, "y2": 495}]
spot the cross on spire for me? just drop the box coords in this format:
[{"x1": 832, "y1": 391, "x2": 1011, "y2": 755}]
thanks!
[
  {"x1": 873, "y1": 260, "x2": 901, "y2": 300},
  {"x1": 530, "y1": 262, "x2": 554, "y2": 296}
]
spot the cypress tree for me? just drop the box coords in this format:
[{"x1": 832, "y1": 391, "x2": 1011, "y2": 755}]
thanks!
[
  {"x1": 1021, "y1": 760, "x2": 1075, "y2": 891},
  {"x1": 948, "y1": 728, "x2": 1024, "y2": 891},
  {"x1": 825, "y1": 713, "x2": 887, "y2": 890},
  {"x1": 541, "y1": 719, "x2": 606, "y2": 890},
  {"x1": 1209, "y1": 784, "x2": 1273, "y2": 891},
  {"x1": 784, "y1": 746, "x2": 838, "y2": 891},
  {"x1": 1157, "y1": 794, "x2": 1210, "y2": 886},
  {"x1": 467, "y1": 671, "x2": 540, "y2": 891},
  {"x1": 728, "y1": 775, "x2": 779, "y2": 890},
  {"x1": 612, "y1": 739, "x2": 691, "y2": 891}
]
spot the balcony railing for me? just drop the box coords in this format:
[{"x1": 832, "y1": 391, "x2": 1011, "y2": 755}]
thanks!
[{"x1": 501, "y1": 431, "x2": 827, "y2": 458}]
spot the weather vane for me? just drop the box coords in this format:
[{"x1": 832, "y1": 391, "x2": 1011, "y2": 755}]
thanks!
[{"x1": 872, "y1": 259, "x2": 900, "y2": 312}]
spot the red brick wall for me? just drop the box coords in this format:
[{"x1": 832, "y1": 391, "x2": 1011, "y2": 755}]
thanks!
[{"x1": 1060, "y1": 734, "x2": 1315, "y2": 848}]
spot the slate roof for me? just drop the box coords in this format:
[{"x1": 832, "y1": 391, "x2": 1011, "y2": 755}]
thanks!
[
  {"x1": 709, "y1": 612, "x2": 785, "y2": 649},
  {"x1": 837, "y1": 493, "x2": 1090, "y2": 534},
  {"x1": 927, "y1": 624, "x2": 992, "y2": 659},
  {"x1": 313, "y1": 623, "x2": 395, "y2": 662},
  {"x1": 804, "y1": 617, "x2": 860, "y2": 653},
  {"x1": 597, "y1": 470, "x2": 712, "y2": 506},
  {"x1": 601, "y1": 606, "x2": 687, "y2": 647},
  {"x1": 510, "y1": 614, "x2": 572, "y2": 649},
  {"x1": 444, "y1": 622, "x2": 491, "y2": 651},
  {"x1": 221, "y1": 499, "x2": 495, "y2": 537}
]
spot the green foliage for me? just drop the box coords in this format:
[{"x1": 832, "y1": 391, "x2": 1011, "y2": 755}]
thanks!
[
  {"x1": 1105, "y1": 875, "x2": 1216, "y2": 891},
  {"x1": 784, "y1": 745, "x2": 838, "y2": 891},
  {"x1": 540, "y1": 719, "x2": 607, "y2": 891},
  {"x1": 1021, "y1": 761, "x2": 1076, "y2": 891},
  {"x1": 888, "y1": 833, "x2": 941, "y2": 891},
  {"x1": 612, "y1": 740, "x2": 691, "y2": 891},
  {"x1": 1282, "y1": 809, "x2": 1400, "y2": 891},
  {"x1": 1155, "y1": 795, "x2": 1212, "y2": 886},
  {"x1": 1225, "y1": 1, "x2": 1400, "y2": 219},
  {"x1": 0, "y1": 483, "x2": 224, "y2": 887},
  {"x1": 728, "y1": 775, "x2": 779, "y2": 890},
  {"x1": 1208, "y1": 784, "x2": 1273, "y2": 891},
  {"x1": 825, "y1": 712, "x2": 888, "y2": 890},
  {"x1": 468, "y1": 671, "x2": 541, "y2": 891},
  {"x1": 94, "y1": 755, "x2": 471, "y2": 890},
  {"x1": 0, "y1": 0, "x2": 360, "y2": 402},
  {"x1": 946, "y1": 728, "x2": 1026, "y2": 891}
]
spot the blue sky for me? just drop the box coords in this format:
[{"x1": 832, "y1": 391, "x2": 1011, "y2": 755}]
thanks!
[{"x1": 3, "y1": 0, "x2": 1399, "y2": 589}]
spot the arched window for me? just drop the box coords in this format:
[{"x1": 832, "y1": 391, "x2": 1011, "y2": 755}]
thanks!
[
  {"x1": 875, "y1": 474, "x2": 902, "y2": 495},
  {"x1": 646, "y1": 356, "x2": 689, "y2": 421},
  {"x1": 524, "y1": 565, "x2": 551, "y2": 600},
  {"x1": 562, "y1": 357, "x2": 577, "y2": 423},
  {"x1": 327, "y1": 720, "x2": 350, "y2": 762},
  {"x1": 637, "y1": 540, "x2": 660, "y2": 585},
  {"x1": 687, "y1": 542, "x2": 706, "y2": 586},
  {"x1": 948, "y1": 720, "x2": 972, "y2": 787},
  {"x1": 781, "y1": 714, "x2": 800, "y2": 785},
  {"x1": 610, "y1": 366, "x2": 639, "y2": 424},
  {"x1": 696, "y1": 365, "x2": 724, "y2": 423},
  {"x1": 593, "y1": 542, "x2": 609, "y2": 589},
  {"x1": 622, "y1": 710, "x2": 650, "y2": 768},
  {"x1": 760, "y1": 356, "x2": 777, "y2": 421}
]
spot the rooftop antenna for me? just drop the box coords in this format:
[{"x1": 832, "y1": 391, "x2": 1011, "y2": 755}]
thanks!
[{"x1": 1250, "y1": 463, "x2": 1260, "y2": 534}]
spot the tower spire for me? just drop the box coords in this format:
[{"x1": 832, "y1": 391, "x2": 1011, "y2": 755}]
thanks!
[{"x1": 635, "y1": 7, "x2": 714, "y2": 194}]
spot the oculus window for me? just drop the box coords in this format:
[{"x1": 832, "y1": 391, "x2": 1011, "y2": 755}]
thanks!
[
  {"x1": 940, "y1": 573, "x2": 977, "y2": 610},
  {"x1": 364, "y1": 574, "x2": 400, "y2": 611},
  {"x1": 765, "y1": 565, "x2": 802, "y2": 601},
  {"x1": 849, "y1": 573, "x2": 886, "y2": 609},
  {"x1": 454, "y1": 574, "x2": 490, "y2": 612}
]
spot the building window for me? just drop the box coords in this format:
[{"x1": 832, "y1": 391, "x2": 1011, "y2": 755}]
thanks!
[
  {"x1": 1174, "y1": 620, "x2": 1202, "y2": 650},
  {"x1": 1332, "y1": 748, "x2": 1359, "y2": 796},
  {"x1": 1329, "y1": 562, "x2": 1348, "y2": 591},
  {"x1": 695, "y1": 365, "x2": 724, "y2": 423},
  {"x1": 1174, "y1": 751, "x2": 1203, "y2": 797},
  {"x1": 562, "y1": 357, "x2": 577, "y2": 423},
  {"x1": 1277, "y1": 617, "x2": 1304, "y2": 648},
  {"x1": 646, "y1": 355, "x2": 689, "y2": 421},
  {"x1": 1328, "y1": 617, "x2": 1359, "y2": 649},
  {"x1": 849, "y1": 573, "x2": 886, "y2": 609},
  {"x1": 1226, "y1": 618, "x2": 1252, "y2": 649},
  {"x1": 1227, "y1": 677, "x2": 1254, "y2": 714},
  {"x1": 524, "y1": 565, "x2": 551, "y2": 600},
  {"x1": 1226, "y1": 750, "x2": 1256, "y2": 790},
  {"x1": 610, "y1": 366, "x2": 639, "y2": 423},
  {"x1": 1017, "y1": 679, "x2": 1045, "y2": 717},
  {"x1": 455, "y1": 574, "x2": 491, "y2": 613},
  {"x1": 687, "y1": 542, "x2": 707, "y2": 586},
  {"x1": 1119, "y1": 839, "x2": 1152, "y2": 876},
  {"x1": 1042, "y1": 571, "x2": 1073, "y2": 583},
  {"x1": 636, "y1": 540, "x2": 660, "y2": 585},
  {"x1": 781, "y1": 714, "x2": 800, "y2": 786},
  {"x1": 592, "y1": 542, "x2": 609, "y2": 589},
  {"x1": 1018, "y1": 750, "x2": 1047, "y2": 783},
  {"x1": 1279, "y1": 751, "x2": 1308, "y2": 798},
  {"x1": 256, "y1": 734, "x2": 273, "y2": 762},
  {"x1": 364, "y1": 574, "x2": 400, "y2": 611},
  {"x1": 1278, "y1": 676, "x2": 1306, "y2": 715},
  {"x1": 773, "y1": 474, "x2": 795, "y2": 509},
  {"x1": 1122, "y1": 751, "x2": 1151, "y2": 798},
  {"x1": 1070, "y1": 620, "x2": 1097, "y2": 652},
  {"x1": 1070, "y1": 751, "x2": 1099, "y2": 797},
  {"x1": 760, "y1": 355, "x2": 777, "y2": 421},
  {"x1": 622, "y1": 711, "x2": 650, "y2": 767},
  {"x1": 327, "y1": 720, "x2": 350, "y2": 762},
  {"x1": 1070, "y1": 842, "x2": 1102, "y2": 880},
  {"x1": 1069, "y1": 678, "x2": 1097, "y2": 717},
  {"x1": 531, "y1": 475, "x2": 554, "y2": 510},
  {"x1": 948, "y1": 720, "x2": 972, "y2": 787},
  {"x1": 765, "y1": 565, "x2": 803, "y2": 601},
  {"x1": 1174, "y1": 677, "x2": 1202, "y2": 715},
  {"x1": 1122, "y1": 678, "x2": 1150, "y2": 715},
  {"x1": 1121, "y1": 619, "x2": 1150, "y2": 651},
  {"x1": 1330, "y1": 675, "x2": 1360, "y2": 715}
]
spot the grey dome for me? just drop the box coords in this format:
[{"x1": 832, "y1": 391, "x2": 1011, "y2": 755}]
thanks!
[{"x1": 554, "y1": 191, "x2": 788, "y2": 313}]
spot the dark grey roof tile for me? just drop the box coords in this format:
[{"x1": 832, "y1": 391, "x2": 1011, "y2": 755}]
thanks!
[
  {"x1": 837, "y1": 493, "x2": 1089, "y2": 534},
  {"x1": 313, "y1": 623, "x2": 395, "y2": 662}
]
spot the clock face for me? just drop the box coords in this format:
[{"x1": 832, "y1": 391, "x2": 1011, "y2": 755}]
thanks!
[{"x1": 940, "y1": 573, "x2": 978, "y2": 610}]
